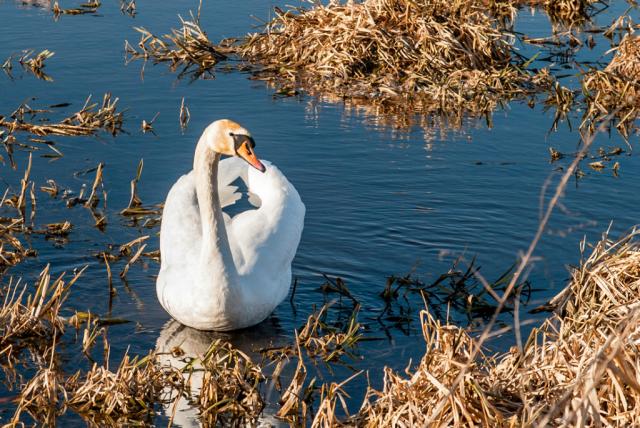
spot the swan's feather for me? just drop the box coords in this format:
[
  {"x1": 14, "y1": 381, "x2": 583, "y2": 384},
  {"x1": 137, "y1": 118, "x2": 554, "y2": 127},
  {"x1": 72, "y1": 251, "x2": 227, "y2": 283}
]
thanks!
[{"x1": 157, "y1": 157, "x2": 305, "y2": 330}]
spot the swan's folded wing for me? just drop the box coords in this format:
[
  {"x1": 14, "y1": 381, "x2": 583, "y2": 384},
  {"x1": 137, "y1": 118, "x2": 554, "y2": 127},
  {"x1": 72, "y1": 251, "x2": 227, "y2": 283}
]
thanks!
[
  {"x1": 218, "y1": 157, "x2": 249, "y2": 208},
  {"x1": 159, "y1": 172, "x2": 202, "y2": 269},
  {"x1": 227, "y1": 161, "x2": 305, "y2": 280}
]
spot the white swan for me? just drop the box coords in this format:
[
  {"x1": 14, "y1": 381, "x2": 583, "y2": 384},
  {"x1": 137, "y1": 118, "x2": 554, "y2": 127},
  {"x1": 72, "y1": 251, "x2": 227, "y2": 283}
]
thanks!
[{"x1": 156, "y1": 119, "x2": 305, "y2": 331}]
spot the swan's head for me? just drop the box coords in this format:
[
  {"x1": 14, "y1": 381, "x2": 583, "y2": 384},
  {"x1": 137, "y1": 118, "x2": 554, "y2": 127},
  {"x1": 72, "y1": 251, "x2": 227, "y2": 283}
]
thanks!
[{"x1": 206, "y1": 119, "x2": 266, "y2": 173}]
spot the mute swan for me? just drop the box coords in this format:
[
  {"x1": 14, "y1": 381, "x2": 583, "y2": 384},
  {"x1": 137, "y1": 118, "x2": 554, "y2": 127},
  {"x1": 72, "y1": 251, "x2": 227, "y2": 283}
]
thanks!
[{"x1": 156, "y1": 119, "x2": 305, "y2": 331}]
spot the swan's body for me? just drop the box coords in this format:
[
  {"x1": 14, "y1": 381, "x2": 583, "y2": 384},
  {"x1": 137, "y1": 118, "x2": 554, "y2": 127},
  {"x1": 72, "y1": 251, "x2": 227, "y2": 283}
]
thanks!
[{"x1": 156, "y1": 120, "x2": 305, "y2": 331}]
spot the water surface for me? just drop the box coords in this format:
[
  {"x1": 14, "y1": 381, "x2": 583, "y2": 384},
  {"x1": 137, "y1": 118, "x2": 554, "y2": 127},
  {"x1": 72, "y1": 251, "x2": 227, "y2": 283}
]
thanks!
[{"x1": 1, "y1": 0, "x2": 639, "y2": 425}]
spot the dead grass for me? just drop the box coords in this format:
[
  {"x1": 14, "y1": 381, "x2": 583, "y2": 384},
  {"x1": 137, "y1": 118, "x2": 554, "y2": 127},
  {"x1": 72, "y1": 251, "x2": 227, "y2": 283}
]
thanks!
[
  {"x1": 582, "y1": 34, "x2": 640, "y2": 139},
  {"x1": 0, "y1": 265, "x2": 84, "y2": 347},
  {"x1": 0, "y1": 94, "x2": 124, "y2": 137},
  {"x1": 125, "y1": 12, "x2": 226, "y2": 79},
  {"x1": 13, "y1": 350, "x2": 183, "y2": 425},
  {"x1": 197, "y1": 339, "x2": 265, "y2": 425},
  {"x1": 605, "y1": 34, "x2": 640, "y2": 80},
  {"x1": 335, "y1": 228, "x2": 640, "y2": 426},
  {"x1": 229, "y1": 0, "x2": 538, "y2": 122}
]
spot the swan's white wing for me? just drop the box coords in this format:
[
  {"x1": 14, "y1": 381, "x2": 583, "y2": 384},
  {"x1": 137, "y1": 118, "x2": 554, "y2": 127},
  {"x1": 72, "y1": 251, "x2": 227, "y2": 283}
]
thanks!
[
  {"x1": 222, "y1": 158, "x2": 305, "y2": 305},
  {"x1": 159, "y1": 173, "x2": 202, "y2": 273},
  {"x1": 158, "y1": 157, "x2": 304, "y2": 328}
]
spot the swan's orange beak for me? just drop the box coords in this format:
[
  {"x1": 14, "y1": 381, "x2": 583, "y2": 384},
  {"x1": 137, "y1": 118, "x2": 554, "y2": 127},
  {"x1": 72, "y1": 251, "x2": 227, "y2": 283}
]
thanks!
[{"x1": 237, "y1": 141, "x2": 266, "y2": 173}]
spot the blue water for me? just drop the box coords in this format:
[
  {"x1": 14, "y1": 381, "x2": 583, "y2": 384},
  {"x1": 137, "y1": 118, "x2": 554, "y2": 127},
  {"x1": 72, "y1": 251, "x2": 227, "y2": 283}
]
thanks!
[{"x1": 1, "y1": 0, "x2": 639, "y2": 425}]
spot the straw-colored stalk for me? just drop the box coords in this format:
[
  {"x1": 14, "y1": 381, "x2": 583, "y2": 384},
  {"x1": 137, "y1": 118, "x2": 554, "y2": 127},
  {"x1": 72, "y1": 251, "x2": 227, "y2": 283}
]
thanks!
[
  {"x1": 0, "y1": 94, "x2": 124, "y2": 136},
  {"x1": 0, "y1": 265, "x2": 84, "y2": 347},
  {"x1": 233, "y1": 0, "x2": 529, "y2": 122},
  {"x1": 345, "y1": 228, "x2": 640, "y2": 426},
  {"x1": 125, "y1": 14, "x2": 226, "y2": 76},
  {"x1": 197, "y1": 339, "x2": 264, "y2": 425}
]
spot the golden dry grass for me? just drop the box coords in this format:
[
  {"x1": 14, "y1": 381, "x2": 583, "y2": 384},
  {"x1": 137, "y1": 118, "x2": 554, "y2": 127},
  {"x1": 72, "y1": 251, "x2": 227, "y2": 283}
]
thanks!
[
  {"x1": 232, "y1": 0, "x2": 533, "y2": 123},
  {"x1": 582, "y1": 34, "x2": 640, "y2": 139},
  {"x1": 12, "y1": 351, "x2": 183, "y2": 425},
  {"x1": 197, "y1": 339, "x2": 265, "y2": 425},
  {"x1": 326, "y1": 228, "x2": 640, "y2": 427},
  {"x1": 125, "y1": 13, "x2": 226, "y2": 78},
  {"x1": 0, "y1": 265, "x2": 83, "y2": 348},
  {"x1": 0, "y1": 94, "x2": 124, "y2": 137}
]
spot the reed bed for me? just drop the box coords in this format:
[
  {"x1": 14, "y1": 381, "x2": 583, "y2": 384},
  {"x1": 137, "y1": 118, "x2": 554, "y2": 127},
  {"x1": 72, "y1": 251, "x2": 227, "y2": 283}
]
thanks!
[
  {"x1": 582, "y1": 34, "x2": 640, "y2": 139},
  {"x1": 13, "y1": 351, "x2": 183, "y2": 425},
  {"x1": 197, "y1": 339, "x2": 265, "y2": 425},
  {"x1": 125, "y1": 14, "x2": 226, "y2": 78},
  {"x1": 328, "y1": 228, "x2": 640, "y2": 426},
  {"x1": 0, "y1": 94, "x2": 124, "y2": 137},
  {"x1": 231, "y1": 0, "x2": 534, "y2": 121}
]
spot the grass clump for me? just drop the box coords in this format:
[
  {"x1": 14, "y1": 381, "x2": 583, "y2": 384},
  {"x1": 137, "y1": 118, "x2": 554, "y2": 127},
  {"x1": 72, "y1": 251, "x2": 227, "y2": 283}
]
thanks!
[
  {"x1": 0, "y1": 265, "x2": 83, "y2": 348},
  {"x1": 233, "y1": 0, "x2": 530, "y2": 122},
  {"x1": 197, "y1": 339, "x2": 265, "y2": 425},
  {"x1": 582, "y1": 34, "x2": 640, "y2": 139},
  {"x1": 337, "y1": 228, "x2": 640, "y2": 426},
  {"x1": 125, "y1": 13, "x2": 226, "y2": 79},
  {"x1": 348, "y1": 310, "x2": 503, "y2": 426},
  {"x1": 0, "y1": 94, "x2": 124, "y2": 137},
  {"x1": 13, "y1": 351, "x2": 183, "y2": 425}
]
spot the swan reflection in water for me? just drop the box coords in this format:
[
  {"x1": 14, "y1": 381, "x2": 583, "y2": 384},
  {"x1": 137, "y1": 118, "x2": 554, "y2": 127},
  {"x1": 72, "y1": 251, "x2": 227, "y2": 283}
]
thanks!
[{"x1": 156, "y1": 318, "x2": 290, "y2": 427}]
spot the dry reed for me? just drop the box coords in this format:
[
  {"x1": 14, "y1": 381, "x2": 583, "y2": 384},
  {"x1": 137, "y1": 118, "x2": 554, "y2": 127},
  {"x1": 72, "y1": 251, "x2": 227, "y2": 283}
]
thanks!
[
  {"x1": 332, "y1": 228, "x2": 640, "y2": 426},
  {"x1": 0, "y1": 265, "x2": 84, "y2": 347},
  {"x1": 231, "y1": 0, "x2": 533, "y2": 122},
  {"x1": 197, "y1": 339, "x2": 265, "y2": 425},
  {"x1": 580, "y1": 34, "x2": 640, "y2": 138},
  {"x1": 125, "y1": 12, "x2": 226, "y2": 78},
  {"x1": 13, "y1": 350, "x2": 183, "y2": 425},
  {"x1": 0, "y1": 94, "x2": 124, "y2": 137}
]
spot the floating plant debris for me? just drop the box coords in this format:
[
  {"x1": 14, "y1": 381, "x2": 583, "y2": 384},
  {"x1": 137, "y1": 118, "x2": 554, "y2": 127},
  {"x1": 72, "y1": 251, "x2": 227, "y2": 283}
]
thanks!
[
  {"x1": 52, "y1": 0, "x2": 100, "y2": 17},
  {"x1": 0, "y1": 94, "x2": 124, "y2": 137},
  {"x1": 141, "y1": 112, "x2": 159, "y2": 134},
  {"x1": 1, "y1": 49, "x2": 55, "y2": 81},
  {"x1": 125, "y1": 12, "x2": 226, "y2": 79},
  {"x1": 119, "y1": 0, "x2": 135, "y2": 17}
]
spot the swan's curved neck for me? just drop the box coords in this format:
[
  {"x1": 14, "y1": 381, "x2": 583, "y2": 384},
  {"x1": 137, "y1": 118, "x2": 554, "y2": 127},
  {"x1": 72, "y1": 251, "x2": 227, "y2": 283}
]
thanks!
[{"x1": 194, "y1": 138, "x2": 237, "y2": 281}]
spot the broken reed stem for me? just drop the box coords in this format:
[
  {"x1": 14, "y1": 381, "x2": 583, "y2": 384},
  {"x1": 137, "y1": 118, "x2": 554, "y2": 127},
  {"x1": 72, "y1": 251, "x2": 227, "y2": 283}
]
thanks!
[
  {"x1": 0, "y1": 265, "x2": 85, "y2": 347},
  {"x1": 125, "y1": 13, "x2": 226, "y2": 77},
  {"x1": 0, "y1": 94, "x2": 124, "y2": 137},
  {"x1": 84, "y1": 162, "x2": 103, "y2": 208},
  {"x1": 424, "y1": 121, "x2": 608, "y2": 424},
  {"x1": 179, "y1": 97, "x2": 190, "y2": 130}
]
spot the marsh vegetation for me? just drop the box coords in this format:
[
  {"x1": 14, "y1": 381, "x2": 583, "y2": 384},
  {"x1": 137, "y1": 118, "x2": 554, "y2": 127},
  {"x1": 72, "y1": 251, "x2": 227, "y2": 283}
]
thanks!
[{"x1": 1, "y1": 0, "x2": 640, "y2": 426}]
